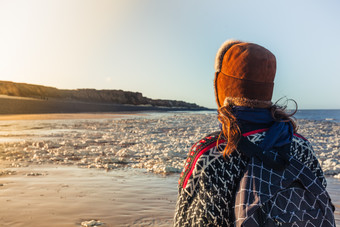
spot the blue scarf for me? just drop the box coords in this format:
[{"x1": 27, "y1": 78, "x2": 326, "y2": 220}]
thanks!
[{"x1": 222, "y1": 106, "x2": 293, "y2": 151}]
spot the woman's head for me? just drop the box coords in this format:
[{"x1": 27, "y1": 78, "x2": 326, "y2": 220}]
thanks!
[
  {"x1": 214, "y1": 40, "x2": 297, "y2": 157},
  {"x1": 214, "y1": 40, "x2": 276, "y2": 108}
]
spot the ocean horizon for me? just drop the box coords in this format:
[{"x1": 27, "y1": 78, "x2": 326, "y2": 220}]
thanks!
[
  {"x1": 292, "y1": 109, "x2": 340, "y2": 122},
  {"x1": 200, "y1": 109, "x2": 340, "y2": 123},
  {"x1": 189, "y1": 109, "x2": 340, "y2": 122}
]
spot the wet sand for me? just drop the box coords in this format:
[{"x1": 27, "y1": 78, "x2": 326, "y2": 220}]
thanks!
[
  {"x1": 327, "y1": 177, "x2": 340, "y2": 225},
  {"x1": 0, "y1": 165, "x2": 178, "y2": 227}
]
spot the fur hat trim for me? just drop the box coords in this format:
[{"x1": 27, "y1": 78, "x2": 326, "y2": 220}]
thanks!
[
  {"x1": 214, "y1": 39, "x2": 242, "y2": 72},
  {"x1": 223, "y1": 97, "x2": 272, "y2": 109}
]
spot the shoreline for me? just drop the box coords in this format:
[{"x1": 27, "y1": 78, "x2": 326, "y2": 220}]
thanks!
[{"x1": 0, "y1": 113, "x2": 338, "y2": 175}]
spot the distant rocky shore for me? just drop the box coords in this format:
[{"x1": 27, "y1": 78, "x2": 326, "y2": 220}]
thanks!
[{"x1": 0, "y1": 81, "x2": 208, "y2": 114}]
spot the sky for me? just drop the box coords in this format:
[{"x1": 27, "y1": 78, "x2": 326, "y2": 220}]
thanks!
[{"x1": 0, "y1": 0, "x2": 339, "y2": 109}]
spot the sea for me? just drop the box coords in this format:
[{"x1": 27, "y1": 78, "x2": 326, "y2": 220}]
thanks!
[
  {"x1": 294, "y1": 109, "x2": 340, "y2": 122},
  {"x1": 186, "y1": 109, "x2": 340, "y2": 122}
]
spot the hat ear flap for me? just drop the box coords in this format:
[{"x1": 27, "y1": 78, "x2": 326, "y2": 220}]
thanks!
[{"x1": 215, "y1": 40, "x2": 242, "y2": 72}]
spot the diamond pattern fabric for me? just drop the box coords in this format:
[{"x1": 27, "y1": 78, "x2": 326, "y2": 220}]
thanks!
[
  {"x1": 174, "y1": 130, "x2": 331, "y2": 227},
  {"x1": 234, "y1": 154, "x2": 335, "y2": 226}
]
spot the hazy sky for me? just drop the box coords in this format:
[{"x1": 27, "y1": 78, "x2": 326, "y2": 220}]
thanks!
[{"x1": 0, "y1": 0, "x2": 339, "y2": 109}]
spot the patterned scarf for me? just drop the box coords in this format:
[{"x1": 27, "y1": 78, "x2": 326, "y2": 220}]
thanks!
[{"x1": 232, "y1": 106, "x2": 293, "y2": 151}]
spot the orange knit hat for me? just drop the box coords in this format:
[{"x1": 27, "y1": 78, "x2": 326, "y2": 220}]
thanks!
[{"x1": 214, "y1": 40, "x2": 276, "y2": 108}]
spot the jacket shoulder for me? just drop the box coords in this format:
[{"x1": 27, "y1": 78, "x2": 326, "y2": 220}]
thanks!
[
  {"x1": 293, "y1": 133, "x2": 309, "y2": 141},
  {"x1": 291, "y1": 133, "x2": 327, "y2": 187},
  {"x1": 178, "y1": 131, "x2": 223, "y2": 190},
  {"x1": 178, "y1": 129, "x2": 270, "y2": 194},
  {"x1": 291, "y1": 133, "x2": 313, "y2": 153}
]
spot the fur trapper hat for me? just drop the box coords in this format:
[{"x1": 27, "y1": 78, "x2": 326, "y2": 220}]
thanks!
[{"x1": 214, "y1": 40, "x2": 276, "y2": 108}]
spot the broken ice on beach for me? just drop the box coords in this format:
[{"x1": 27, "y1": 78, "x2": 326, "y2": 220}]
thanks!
[{"x1": 0, "y1": 112, "x2": 339, "y2": 176}]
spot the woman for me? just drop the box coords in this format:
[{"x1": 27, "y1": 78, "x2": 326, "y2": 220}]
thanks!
[{"x1": 173, "y1": 40, "x2": 334, "y2": 226}]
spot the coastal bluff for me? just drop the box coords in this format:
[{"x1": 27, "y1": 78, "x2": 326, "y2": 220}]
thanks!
[{"x1": 0, "y1": 81, "x2": 207, "y2": 114}]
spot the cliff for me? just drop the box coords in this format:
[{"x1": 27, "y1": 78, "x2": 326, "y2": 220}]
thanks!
[{"x1": 0, "y1": 81, "x2": 206, "y2": 110}]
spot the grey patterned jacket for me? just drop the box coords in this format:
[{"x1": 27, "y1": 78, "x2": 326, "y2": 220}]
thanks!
[{"x1": 174, "y1": 129, "x2": 326, "y2": 227}]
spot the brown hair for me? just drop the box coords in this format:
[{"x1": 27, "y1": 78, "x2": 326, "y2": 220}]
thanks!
[{"x1": 217, "y1": 99, "x2": 298, "y2": 158}]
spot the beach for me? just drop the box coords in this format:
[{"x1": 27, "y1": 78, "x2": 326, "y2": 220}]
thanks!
[
  {"x1": 0, "y1": 165, "x2": 178, "y2": 227},
  {"x1": 0, "y1": 112, "x2": 339, "y2": 226}
]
